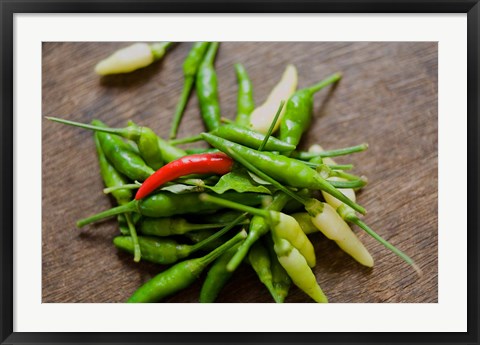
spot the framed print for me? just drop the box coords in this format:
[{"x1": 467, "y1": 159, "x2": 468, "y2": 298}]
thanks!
[{"x1": 1, "y1": 1, "x2": 479, "y2": 344}]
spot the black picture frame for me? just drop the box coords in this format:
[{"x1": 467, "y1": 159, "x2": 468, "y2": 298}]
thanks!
[{"x1": 1, "y1": 1, "x2": 479, "y2": 344}]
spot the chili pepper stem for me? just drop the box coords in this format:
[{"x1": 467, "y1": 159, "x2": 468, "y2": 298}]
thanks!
[
  {"x1": 258, "y1": 100, "x2": 285, "y2": 151},
  {"x1": 306, "y1": 72, "x2": 342, "y2": 94},
  {"x1": 292, "y1": 143, "x2": 369, "y2": 160},
  {"x1": 199, "y1": 193, "x2": 270, "y2": 219},
  {"x1": 188, "y1": 213, "x2": 249, "y2": 253},
  {"x1": 304, "y1": 161, "x2": 354, "y2": 171},
  {"x1": 220, "y1": 117, "x2": 234, "y2": 124},
  {"x1": 227, "y1": 193, "x2": 291, "y2": 272},
  {"x1": 311, "y1": 174, "x2": 365, "y2": 214},
  {"x1": 169, "y1": 77, "x2": 195, "y2": 139},
  {"x1": 226, "y1": 235, "x2": 259, "y2": 272},
  {"x1": 328, "y1": 178, "x2": 367, "y2": 190},
  {"x1": 330, "y1": 170, "x2": 365, "y2": 182},
  {"x1": 125, "y1": 213, "x2": 141, "y2": 262},
  {"x1": 150, "y1": 42, "x2": 174, "y2": 60},
  {"x1": 328, "y1": 164, "x2": 354, "y2": 171},
  {"x1": 76, "y1": 201, "x2": 137, "y2": 228},
  {"x1": 198, "y1": 229, "x2": 247, "y2": 266},
  {"x1": 46, "y1": 117, "x2": 136, "y2": 139},
  {"x1": 339, "y1": 207, "x2": 422, "y2": 276},
  {"x1": 172, "y1": 123, "x2": 296, "y2": 152}
]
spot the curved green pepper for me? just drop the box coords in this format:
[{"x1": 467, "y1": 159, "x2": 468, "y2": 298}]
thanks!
[{"x1": 196, "y1": 42, "x2": 221, "y2": 131}]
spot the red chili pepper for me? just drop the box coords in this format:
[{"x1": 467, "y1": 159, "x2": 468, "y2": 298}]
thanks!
[{"x1": 135, "y1": 153, "x2": 234, "y2": 200}]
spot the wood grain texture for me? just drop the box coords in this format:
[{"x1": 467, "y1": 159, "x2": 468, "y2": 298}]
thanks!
[{"x1": 42, "y1": 42, "x2": 437, "y2": 303}]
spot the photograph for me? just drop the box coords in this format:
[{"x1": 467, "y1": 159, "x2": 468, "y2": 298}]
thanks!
[{"x1": 41, "y1": 41, "x2": 438, "y2": 303}]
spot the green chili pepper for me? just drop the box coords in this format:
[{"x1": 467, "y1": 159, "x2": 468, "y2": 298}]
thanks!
[
  {"x1": 201, "y1": 133, "x2": 366, "y2": 215},
  {"x1": 47, "y1": 117, "x2": 163, "y2": 170},
  {"x1": 94, "y1": 132, "x2": 142, "y2": 261},
  {"x1": 199, "y1": 243, "x2": 240, "y2": 303},
  {"x1": 226, "y1": 191, "x2": 290, "y2": 272},
  {"x1": 211, "y1": 123, "x2": 294, "y2": 151},
  {"x1": 94, "y1": 132, "x2": 132, "y2": 205},
  {"x1": 265, "y1": 236, "x2": 291, "y2": 303},
  {"x1": 94, "y1": 119, "x2": 155, "y2": 180},
  {"x1": 279, "y1": 73, "x2": 342, "y2": 154},
  {"x1": 196, "y1": 42, "x2": 221, "y2": 131},
  {"x1": 170, "y1": 124, "x2": 296, "y2": 152},
  {"x1": 127, "y1": 230, "x2": 247, "y2": 303},
  {"x1": 139, "y1": 216, "x2": 249, "y2": 236},
  {"x1": 125, "y1": 139, "x2": 140, "y2": 155},
  {"x1": 115, "y1": 213, "x2": 247, "y2": 265},
  {"x1": 169, "y1": 42, "x2": 211, "y2": 139},
  {"x1": 126, "y1": 120, "x2": 164, "y2": 169},
  {"x1": 247, "y1": 241, "x2": 281, "y2": 303},
  {"x1": 234, "y1": 63, "x2": 255, "y2": 127},
  {"x1": 76, "y1": 191, "x2": 265, "y2": 227}
]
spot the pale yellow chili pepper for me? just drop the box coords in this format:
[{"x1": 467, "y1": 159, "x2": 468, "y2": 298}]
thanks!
[
  {"x1": 269, "y1": 211, "x2": 316, "y2": 268},
  {"x1": 305, "y1": 198, "x2": 374, "y2": 267},
  {"x1": 95, "y1": 42, "x2": 172, "y2": 75},
  {"x1": 249, "y1": 64, "x2": 297, "y2": 134},
  {"x1": 272, "y1": 237, "x2": 328, "y2": 303}
]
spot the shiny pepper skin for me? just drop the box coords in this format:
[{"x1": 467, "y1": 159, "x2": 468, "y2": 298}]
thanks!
[
  {"x1": 113, "y1": 236, "x2": 194, "y2": 265},
  {"x1": 196, "y1": 42, "x2": 221, "y2": 131},
  {"x1": 272, "y1": 237, "x2": 328, "y2": 303},
  {"x1": 135, "y1": 153, "x2": 234, "y2": 200},
  {"x1": 93, "y1": 132, "x2": 132, "y2": 206},
  {"x1": 234, "y1": 63, "x2": 255, "y2": 127},
  {"x1": 201, "y1": 133, "x2": 366, "y2": 215},
  {"x1": 279, "y1": 73, "x2": 342, "y2": 154},
  {"x1": 127, "y1": 231, "x2": 246, "y2": 303},
  {"x1": 93, "y1": 120, "x2": 155, "y2": 181}
]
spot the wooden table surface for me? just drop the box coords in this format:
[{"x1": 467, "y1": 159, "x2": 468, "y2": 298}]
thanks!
[{"x1": 42, "y1": 42, "x2": 437, "y2": 303}]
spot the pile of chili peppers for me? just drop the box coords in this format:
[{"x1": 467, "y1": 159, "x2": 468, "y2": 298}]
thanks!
[{"x1": 48, "y1": 42, "x2": 420, "y2": 303}]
